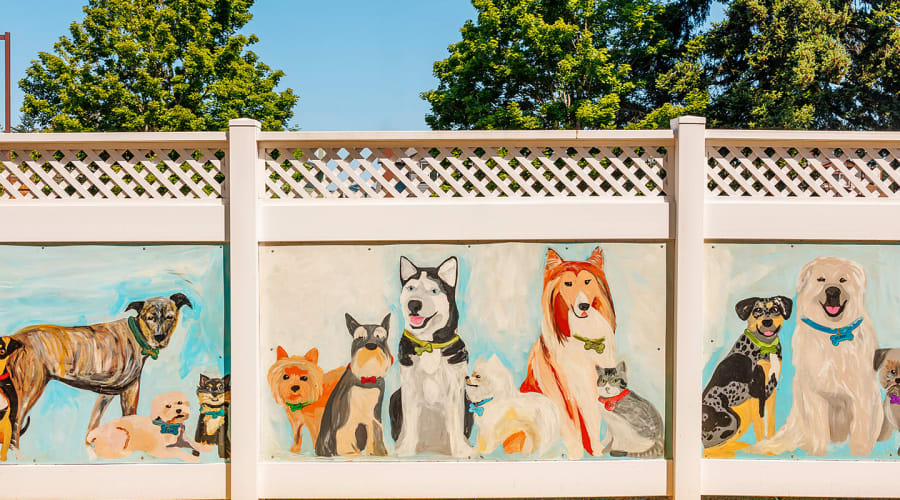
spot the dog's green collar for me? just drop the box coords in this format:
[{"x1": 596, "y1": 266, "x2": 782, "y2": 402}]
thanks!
[
  {"x1": 744, "y1": 329, "x2": 779, "y2": 355},
  {"x1": 128, "y1": 316, "x2": 159, "y2": 360},
  {"x1": 572, "y1": 334, "x2": 606, "y2": 354},
  {"x1": 403, "y1": 330, "x2": 460, "y2": 356},
  {"x1": 286, "y1": 400, "x2": 312, "y2": 412}
]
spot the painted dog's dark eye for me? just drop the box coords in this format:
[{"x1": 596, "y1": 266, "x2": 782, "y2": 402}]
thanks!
[
  {"x1": 584, "y1": 279, "x2": 591, "y2": 285},
  {"x1": 817, "y1": 277, "x2": 826, "y2": 282},
  {"x1": 475, "y1": 374, "x2": 481, "y2": 379},
  {"x1": 839, "y1": 277, "x2": 846, "y2": 283},
  {"x1": 300, "y1": 376, "x2": 308, "y2": 381},
  {"x1": 166, "y1": 404, "x2": 171, "y2": 408},
  {"x1": 564, "y1": 281, "x2": 572, "y2": 287},
  {"x1": 282, "y1": 374, "x2": 289, "y2": 380}
]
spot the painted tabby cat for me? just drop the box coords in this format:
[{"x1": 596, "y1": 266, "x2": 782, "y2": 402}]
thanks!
[
  {"x1": 595, "y1": 361, "x2": 664, "y2": 458},
  {"x1": 194, "y1": 374, "x2": 230, "y2": 459}
]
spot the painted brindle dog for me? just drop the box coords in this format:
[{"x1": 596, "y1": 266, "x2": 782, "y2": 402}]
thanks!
[
  {"x1": 702, "y1": 296, "x2": 791, "y2": 458},
  {"x1": 8, "y1": 293, "x2": 192, "y2": 448}
]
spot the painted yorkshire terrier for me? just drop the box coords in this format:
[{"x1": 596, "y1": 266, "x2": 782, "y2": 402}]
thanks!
[{"x1": 317, "y1": 313, "x2": 393, "y2": 457}]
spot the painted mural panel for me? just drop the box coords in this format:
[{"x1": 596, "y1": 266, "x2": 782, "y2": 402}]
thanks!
[
  {"x1": 0, "y1": 245, "x2": 228, "y2": 464},
  {"x1": 259, "y1": 242, "x2": 668, "y2": 461},
  {"x1": 703, "y1": 243, "x2": 900, "y2": 460}
]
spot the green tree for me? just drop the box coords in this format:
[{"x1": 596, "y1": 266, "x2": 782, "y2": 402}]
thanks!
[
  {"x1": 20, "y1": 0, "x2": 297, "y2": 132},
  {"x1": 423, "y1": 0, "x2": 705, "y2": 130}
]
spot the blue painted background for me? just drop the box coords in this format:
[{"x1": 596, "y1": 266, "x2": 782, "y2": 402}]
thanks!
[
  {"x1": 704, "y1": 243, "x2": 900, "y2": 460},
  {"x1": 259, "y1": 242, "x2": 668, "y2": 461},
  {"x1": 0, "y1": 245, "x2": 227, "y2": 464}
]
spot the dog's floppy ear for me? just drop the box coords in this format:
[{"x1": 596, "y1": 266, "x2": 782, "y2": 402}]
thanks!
[
  {"x1": 735, "y1": 297, "x2": 760, "y2": 321},
  {"x1": 437, "y1": 256, "x2": 458, "y2": 288},
  {"x1": 875, "y1": 348, "x2": 890, "y2": 371},
  {"x1": 276, "y1": 346, "x2": 288, "y2": 360},
  {"x1": 545, "y1": 248, "x2": 563, "y2": 270},
  {"x1": 304, "y1": 347, "x2": 319, "y2": 364},
  {"x1": 380, "y1": 313, "x2": 391, "y2": 332},
  {"x1": 125, "y1": 301, "x2": 144, "y2": 315},
  {"x1": 400, "y1": 256, "x2": 418, "y2": 283},
  {"x1": 4, "y1": 337, "x2": 22, "y2": 353},
  {"x1": 223, "y1": 374, "x2": 230, "y2": 388},
  {"x1": 587, "y1": 247, "x2": 604, "y2": 270},
  {"x1": 551, "y1": 287, "x2": 571, "y2": 341},
  {"x1": 199, "y1": 373, "x2": 210, "y2": 386},
  {"x1": 777, "y1": 296, "x2": 793, "y2": 319},
  {"x1": 345, "y1": 313, "x2": 360, "y2": 335},
  {"x1": 170, "y1": 293, "x2": 193, "y2": 310}
]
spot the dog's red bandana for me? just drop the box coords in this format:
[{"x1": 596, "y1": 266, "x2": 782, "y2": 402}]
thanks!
[
  {"x1": 0, "y1": 372, "x2": 9, "y2": 381},
  {"x1": 598, "y1": 389, "x2": 630, "y2": 411},
  {"x1": 360, "y1": 376, "x2": 377, "y2": 384}
]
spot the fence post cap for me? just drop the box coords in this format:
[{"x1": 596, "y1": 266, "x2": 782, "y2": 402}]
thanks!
[
  {"x1": 228, "y1": 118, "x2": 262, "y2": 128},
  {"x1": 670, "y1": 115, "x2": 707, "y2": 128}
]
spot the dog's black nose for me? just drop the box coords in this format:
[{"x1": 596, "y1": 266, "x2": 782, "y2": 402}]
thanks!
[
  {"x1": 895, "y1": 377, "x2": 900, "y2": 384},
  {"x1": 365, "y1": 343, "x2": 377, "y2": 350},
  {"x1": 176, "y1": 408, "x2": 182, "y2": 414},
  {"x1": 291, "y1": 385, "x2": 300, "y2": 392},
  {"x1": 578, "y1": 303, "x2": 590, "y2": 311},
  {"x1": 825, "y1": 286, "x2": 841, "y2": 298},
  {"x1": 408, "y1": 300, "x2": 422, "y2": 315},
  {"x1": 762, "y1": 319, "x2": 773, "y2": 327}
]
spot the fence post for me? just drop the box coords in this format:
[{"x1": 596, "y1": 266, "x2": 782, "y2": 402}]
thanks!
[
  {"x1": 228, "y1": 118, "x2": 261, "y2": 500},
  {"x1": 670, "y1": 115, "x2": 706, "y2": 500}
]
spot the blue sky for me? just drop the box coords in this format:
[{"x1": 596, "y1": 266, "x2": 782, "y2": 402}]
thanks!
[{"x1": 1, "y1": 1, "x2": 476, "y2": 131}]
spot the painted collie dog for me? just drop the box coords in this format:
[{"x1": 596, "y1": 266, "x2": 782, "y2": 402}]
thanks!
[
  {"x1": 521, "y1": 247, "x2": 617, "y2": 458},
  {"x1": 389, "y1": 256, "x2": 473, "y2": 457}
]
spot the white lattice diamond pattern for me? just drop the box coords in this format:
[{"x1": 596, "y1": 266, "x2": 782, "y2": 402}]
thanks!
[
  {"x1": 0, "y1": 148, "x2": 226, "y2": 199},
  {"x1": 263, "y1": 144, "x2": 668, "y2": 198},
  {"x1": 707, "y1": 144, "x2": 900, "y2": 197}
]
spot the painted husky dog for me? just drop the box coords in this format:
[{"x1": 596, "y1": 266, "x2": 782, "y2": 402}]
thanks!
[
  {"x1": 389, "y1": 256, "x2": 473, "y2": 457},
  {"x1": 521, "y1": 248, "x2": 617, "y2": 458}
]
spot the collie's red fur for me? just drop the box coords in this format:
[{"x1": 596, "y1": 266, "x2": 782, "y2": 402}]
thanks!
[{"x1": 521, "y1": 247, "x2": 617, "y2": 457}]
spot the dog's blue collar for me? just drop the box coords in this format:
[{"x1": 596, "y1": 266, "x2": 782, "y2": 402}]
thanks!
[
  {"x1": 468, "y1": 397, "x2": 493, "y2": 416},
  {"x1": 801, "y1": 317, "x2": 863, "y2": 346}
]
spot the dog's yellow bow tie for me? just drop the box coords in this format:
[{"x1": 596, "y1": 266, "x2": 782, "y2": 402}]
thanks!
[{"x1": 403, "y1": 330, "x2": 460, "y2": 356}]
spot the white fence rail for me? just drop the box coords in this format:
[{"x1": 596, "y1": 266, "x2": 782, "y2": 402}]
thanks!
[{"x1": 1, "y1": 118, "x2": 899, "y2": 500}]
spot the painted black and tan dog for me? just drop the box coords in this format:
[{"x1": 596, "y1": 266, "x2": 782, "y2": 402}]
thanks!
[
  {"x1": 8, "y1": 293, "x2": 192, "y2": 448},
  {"x1": 0, "y1": 336, "x2": 26, "y2": 461},
  {"x1": 702, "y1": 296, "x2": 792, "y2": 458}
]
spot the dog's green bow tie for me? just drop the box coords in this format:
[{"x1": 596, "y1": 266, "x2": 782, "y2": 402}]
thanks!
[
  {"x1": 153, "y1": 418, "x2": 181, "y2": 435},
  {"x1": 202, "y1": 408, "x2": 226, "y2": 418},
  {"x1": 128, "y1": 316, "x2": 160, "y2": 360},
  {"x1": 403, "y1": 330, "x2": 460, "y2": 356},
  {"x1": 286, "y1": 400, "x2": 312, "y2": 412},
  {"x1": 572, "y1": 334, "x2": 606, "y2": 354}
]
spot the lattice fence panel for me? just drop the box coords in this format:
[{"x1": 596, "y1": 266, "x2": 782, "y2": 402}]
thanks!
[
  {"x1": 262, "y1": 144, "x2": 669, "y2": 199},
  {"x1": 707, "y1": 143, "x2": 900, "y2": 198},
  {"x1": 0, "y1": 147, "x2": 226, "y2": 199}
]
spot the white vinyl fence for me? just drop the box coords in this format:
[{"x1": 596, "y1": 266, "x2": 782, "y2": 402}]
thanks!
[{"x1": 1, "y1": 117, "x2": 899, "y2": 500}]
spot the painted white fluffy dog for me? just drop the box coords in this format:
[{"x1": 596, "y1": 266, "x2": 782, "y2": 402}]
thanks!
[
  {"x1": 748, "y1": 257, "x2": 882, "y2": 456},
  {"x1": 466, "y1": 355, "x2": 560, "y2": 457}
]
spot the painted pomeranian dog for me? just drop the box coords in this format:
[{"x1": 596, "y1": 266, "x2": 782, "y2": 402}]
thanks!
[
  {"x1": 596, "y1": 361, "x2": 664, "y2": 458},
  {"x1": 194, "y1": 374, "x2": 230, "y2": 459},
  {"x1": 317, "y1": 314, "x2": 393, "y2": 457},
  {"x1": 267, "y1": 347, "x2": 345, "y2": 452},
  {"x1": 389, "y1": 256, "x2": 474, "y2": 457},
  {"x1": 87, "y1": 391, "x2": 212, "y2": 462},
  {"x1": 521, "y1": 247, "x2": 618, "y2": 458},
  {"x1": 465, "y1": 355, "x2": 560, "y2": 457}
]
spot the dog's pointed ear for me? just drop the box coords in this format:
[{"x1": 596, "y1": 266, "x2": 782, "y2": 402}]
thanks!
[
  {"x1": 777, "y1": 296, "x2": 793, "y2": 319},
  {"x1": 381, "y1": 313, "x2": 391, "y2": 332},
  {"x1": 875, "y1": 349, "x2": 890, "y2": 371},
  {"x1": 400, "y1": 256, "x2": 418, "y2": 283},
  {"x1": 276, "y1": 346, "x2": 288, "y2": 360},
  {"x1": 170, "y1": 293, "x2": 192, "y2": 310},
  {"x1": 735, "y1": 297, "x2": 760, "y2": 320},
  {"x1": 545, "y1": 248, "x2": 563, "y2": 270},
  {"x1": 125, "y1": 301, "x2": 144, "y2": 315},
  {"x1": 199, "y1": 374, "x2": 210, "y2": 386},
  {"x1": 223, "y1": 374, "x2": 230, "y2": 388},
  {"x1": 345, "y1": 313, "x2": 360, "y2": 335},
  {"x1": 437, "y1": 256, "x2": 458, "y2": 287},
  {"x1": 587, "y1": 247, "x2": 604, "y2": 270},
  {"x1": 304, "y1": 347, "x2": 319, "y2": 364}
]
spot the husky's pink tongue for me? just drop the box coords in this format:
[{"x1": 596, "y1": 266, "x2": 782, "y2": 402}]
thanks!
[
  {"x1": 826, "y1": 305, "x2": 841, "y2": 315},
  {"x1": 409, "y1": 315, "x2": 424, "y2": 327}
]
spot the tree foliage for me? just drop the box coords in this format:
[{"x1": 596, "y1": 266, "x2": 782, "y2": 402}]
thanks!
[
  {"x1": 20, "y1": 0, "x2": 297, "y2": 132},
  {"x1": 426, "y1": 0, "x2": 900, "y2": 130}
]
